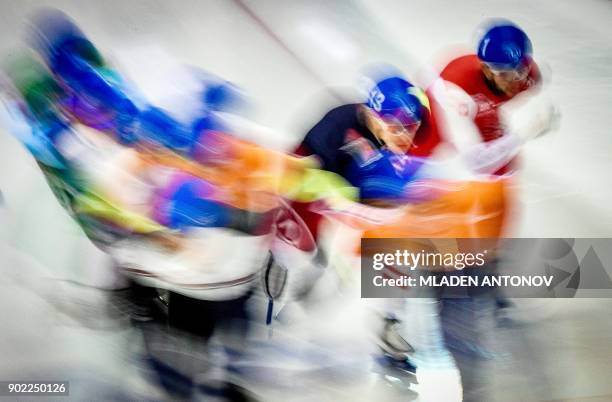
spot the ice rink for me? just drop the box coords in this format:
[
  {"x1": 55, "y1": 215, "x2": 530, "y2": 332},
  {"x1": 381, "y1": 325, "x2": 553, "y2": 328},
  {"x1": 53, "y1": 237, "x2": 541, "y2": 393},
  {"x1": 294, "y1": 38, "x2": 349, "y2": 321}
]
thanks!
[{"x1": 1, "y1": 1, "x2": 611, "y2": 401}]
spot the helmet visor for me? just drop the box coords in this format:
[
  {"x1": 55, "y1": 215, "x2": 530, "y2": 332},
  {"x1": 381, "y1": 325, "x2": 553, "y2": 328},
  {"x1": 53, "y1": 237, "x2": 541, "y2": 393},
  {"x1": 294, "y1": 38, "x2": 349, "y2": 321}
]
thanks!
[{"x1": 485, "y1": 61, "x2": 530, "y2": 82}]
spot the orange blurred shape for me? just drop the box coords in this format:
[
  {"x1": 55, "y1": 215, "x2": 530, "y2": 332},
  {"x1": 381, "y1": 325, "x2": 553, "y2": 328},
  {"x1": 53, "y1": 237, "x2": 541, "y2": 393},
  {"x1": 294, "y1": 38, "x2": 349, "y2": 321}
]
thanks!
[
  {"x1": 140, "y1": 132, "x2": 312, "y2": 212},
  {"x1": 363, "y1": 178, "x2": 511, "y2": 239}
]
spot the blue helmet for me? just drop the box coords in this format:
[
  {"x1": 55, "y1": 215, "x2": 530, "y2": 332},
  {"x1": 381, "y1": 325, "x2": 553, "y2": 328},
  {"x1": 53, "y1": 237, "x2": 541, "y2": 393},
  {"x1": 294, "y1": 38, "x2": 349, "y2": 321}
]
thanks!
[
  {"x1": 477, "y1": 21, "x2": 532, "y2": 69},
  {"x1": 366, "y1": 76, "x2": 428, "y2": 126},
  {"x1": 28, "y1": 9, "x2": 106, "y2": 70}
]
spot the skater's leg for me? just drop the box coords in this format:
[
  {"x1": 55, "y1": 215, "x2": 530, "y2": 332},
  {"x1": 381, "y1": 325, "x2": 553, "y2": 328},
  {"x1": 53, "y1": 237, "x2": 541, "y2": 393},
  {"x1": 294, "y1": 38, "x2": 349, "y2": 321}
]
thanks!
[{"x1": 400, "y1": 298, "x2": 463, "y2": 402}]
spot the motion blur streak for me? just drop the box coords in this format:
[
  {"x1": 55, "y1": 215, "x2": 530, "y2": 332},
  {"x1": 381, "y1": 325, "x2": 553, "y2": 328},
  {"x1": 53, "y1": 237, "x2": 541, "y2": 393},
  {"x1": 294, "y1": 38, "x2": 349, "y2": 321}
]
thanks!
[{"x1": 0, "y1": 2, "x2": 611, "y2": 402}]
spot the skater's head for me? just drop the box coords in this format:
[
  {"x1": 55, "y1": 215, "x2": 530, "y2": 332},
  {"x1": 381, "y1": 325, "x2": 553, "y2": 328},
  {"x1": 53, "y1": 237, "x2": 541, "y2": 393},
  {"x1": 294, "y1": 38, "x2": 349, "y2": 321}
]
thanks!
[
  {"x1": 27, "y1": 8, "x2": 105, "y2": 70},
  {"x1": 362, "y1": 76, "x2": 429, "y2": 154},
  {"x1": 477, "y1": 20, "x2": 533, "y2": 96}
]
